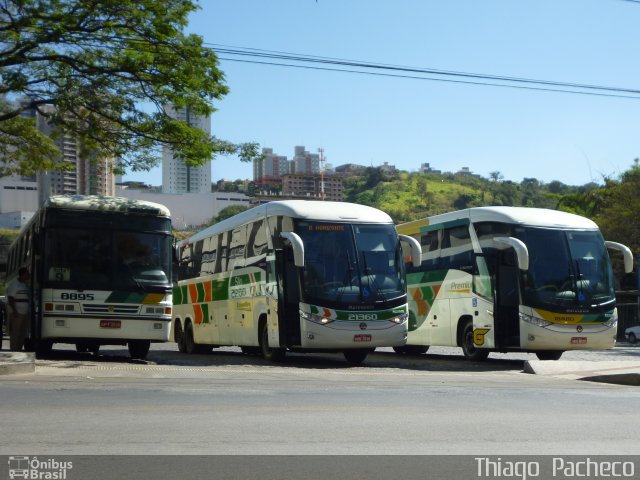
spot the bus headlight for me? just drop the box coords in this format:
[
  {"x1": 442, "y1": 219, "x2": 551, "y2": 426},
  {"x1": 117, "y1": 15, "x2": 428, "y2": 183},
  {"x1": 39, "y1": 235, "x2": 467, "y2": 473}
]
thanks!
[
  {"x1": 389, "y1": 312, "x2": 409, "y2": 324},
  {"x1": 603, "y1": 313, "x2": 618, "y2": 328},
  {"x1": 300, "y1": 311, "x2": 334, "y2": 325},
  {"x1": 520, "y1": 312, "x2": 552, "y2": 328}
]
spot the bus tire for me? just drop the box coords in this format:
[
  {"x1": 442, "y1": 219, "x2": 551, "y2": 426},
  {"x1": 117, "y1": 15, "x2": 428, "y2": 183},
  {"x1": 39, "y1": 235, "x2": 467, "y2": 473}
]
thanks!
[
  {"x1": 128, "y1": 340, "x2": 150, "y2": 360},
  {"x1": 184, "y1": 321, "x2": 197, "y2": 354},
  {"x1": 174, "y1": 320, "x2": 187, "y2": 353},
  {"x1": 259, "y1": 319, "x2": 285, "y2": 362},
  {"x1": 535, "y1": 351, "x2": 563, "y2": 361},
  {"x1": 343, "y1": 349, "x2": 369, "y2": 365},
  {"x1": 36, "y1": 340, "x2": 53, "y2": 357},
  {"x1": 394, "y1": 345, "x2": 429, "y2": 355},
  {"x1": 241, "y1": 346, "x2": 260, "y2": 355},
  {"x1": 461, "y1": 321, "x2": 490, "y2": 361}
]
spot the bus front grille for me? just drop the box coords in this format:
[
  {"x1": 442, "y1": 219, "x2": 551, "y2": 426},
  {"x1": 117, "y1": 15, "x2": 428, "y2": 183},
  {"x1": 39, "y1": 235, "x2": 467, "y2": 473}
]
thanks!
[{"x1": 83, "y1": 304, "x2": 140, "y2": 315}]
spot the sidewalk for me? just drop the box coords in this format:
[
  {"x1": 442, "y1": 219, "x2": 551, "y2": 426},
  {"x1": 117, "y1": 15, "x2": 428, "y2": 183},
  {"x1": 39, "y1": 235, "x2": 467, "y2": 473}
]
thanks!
[{"x1": 524, "y1": 359, "x2": 640, "y2": 386}]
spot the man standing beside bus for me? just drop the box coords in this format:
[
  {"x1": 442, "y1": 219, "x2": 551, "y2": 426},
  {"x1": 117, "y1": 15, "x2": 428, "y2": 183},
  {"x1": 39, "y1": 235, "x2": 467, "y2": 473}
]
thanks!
[{"x1": 6, "y1": 267, "x2": 30, "y2": 351}]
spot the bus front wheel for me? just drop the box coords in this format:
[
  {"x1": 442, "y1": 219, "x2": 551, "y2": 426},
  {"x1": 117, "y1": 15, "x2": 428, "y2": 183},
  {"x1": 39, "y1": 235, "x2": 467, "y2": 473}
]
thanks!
[
  {"x1": 461, "y1": 321, "x2": 490, "y2": 361},
  {"x1": 260, "y1": 320, "x2": 285, "y2": 362},
  {"x1": 128, "y1": 340, "x2": 150, "y2": 360},
  {"x1": 343, "y1": 349, "x2": 369, "y2": 365},
  {"x1": 535, "y1": 351, "x2": 563, "y2": 361}
]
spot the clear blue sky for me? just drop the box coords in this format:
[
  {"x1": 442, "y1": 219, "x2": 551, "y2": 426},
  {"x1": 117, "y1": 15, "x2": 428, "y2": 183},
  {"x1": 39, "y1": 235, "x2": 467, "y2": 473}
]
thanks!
[{"x1": 124, "y1": 0, "x2": 640, "y2": 187}]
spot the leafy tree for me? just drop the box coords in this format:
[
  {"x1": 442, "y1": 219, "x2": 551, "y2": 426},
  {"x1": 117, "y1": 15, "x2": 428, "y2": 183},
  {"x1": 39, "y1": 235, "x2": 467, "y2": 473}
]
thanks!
[
  {"x1": 453, "y1": 193, "x2": 477, "y2": 210},
  {"x1": 0, "y1": 0, "x2": 259, "y2": 176},
  {"x1": 208, "y1": 205, "x2": 249, "y2": 226},
  {"x1": 594, "y1": 160, "x2": 640, "y2": 266}
]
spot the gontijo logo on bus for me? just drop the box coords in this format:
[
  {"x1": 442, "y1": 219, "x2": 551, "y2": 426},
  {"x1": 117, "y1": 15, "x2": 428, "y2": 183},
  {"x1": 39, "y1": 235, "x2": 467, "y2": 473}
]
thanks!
[{"x1": 533, "y1": 308, "x2": 615, "y2": 325}]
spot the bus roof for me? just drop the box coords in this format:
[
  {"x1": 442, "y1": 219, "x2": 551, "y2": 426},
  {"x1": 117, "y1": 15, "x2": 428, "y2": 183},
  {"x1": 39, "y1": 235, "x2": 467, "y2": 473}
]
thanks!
[
  {"x1": 182, "y1": 200, "x2": 393, "y2": 246},
  {"x1": 46, "y1": 195, "x2": 171, "y2": 218},
  {"x1": 398, "y1": 206, "x2": 598, "y2": 235}
]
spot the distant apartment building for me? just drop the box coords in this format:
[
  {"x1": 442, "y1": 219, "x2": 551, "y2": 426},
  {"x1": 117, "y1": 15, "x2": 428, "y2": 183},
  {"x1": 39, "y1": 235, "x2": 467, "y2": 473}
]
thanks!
[
  {"x1": 419, "y1": 163, "x2": 442, "y2": 174},
  {"x1": 162, "y1": 104, "x2": 211, "y2": 194},
  {"x1": 292, "y1": 146, "x2": 320, "y2": 175},
  {"x1": 282, "y1": 173, "x2": 343, "y2": 202},
  {"x1": 253, "y1": 148, "x2": 289, "y2": 186},
  {"x1": 35, "y1": 106, "x2": 116, "y2": 201}
]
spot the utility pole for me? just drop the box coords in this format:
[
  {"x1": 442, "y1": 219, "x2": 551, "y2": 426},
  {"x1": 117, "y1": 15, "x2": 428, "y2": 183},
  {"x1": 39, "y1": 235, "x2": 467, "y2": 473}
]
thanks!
[{"x1": 318, "y1": 147, "x2": 325, "y2": 200}]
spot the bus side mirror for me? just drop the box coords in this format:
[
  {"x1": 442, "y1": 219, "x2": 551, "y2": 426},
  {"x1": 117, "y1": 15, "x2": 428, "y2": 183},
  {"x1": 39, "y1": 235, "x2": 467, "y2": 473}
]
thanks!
[
  {"x1": 494, "y1": 237, "x2": 529, "y2": 271},
  {"x1": 399, "y1": 234, "x2": 422, "y2": 268},
  {"x1": 280, "y1": 232, "x2": 305, "y2": 268},
  {"x1": 605, "y1": 241, "x2": 634, "y2": 274}
]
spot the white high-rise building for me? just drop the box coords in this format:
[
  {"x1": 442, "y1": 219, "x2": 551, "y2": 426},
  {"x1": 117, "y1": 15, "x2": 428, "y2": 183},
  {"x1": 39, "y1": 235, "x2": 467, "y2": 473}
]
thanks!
[{"x1": 162, "y1": 104, "x2": 211, "y2": 193}]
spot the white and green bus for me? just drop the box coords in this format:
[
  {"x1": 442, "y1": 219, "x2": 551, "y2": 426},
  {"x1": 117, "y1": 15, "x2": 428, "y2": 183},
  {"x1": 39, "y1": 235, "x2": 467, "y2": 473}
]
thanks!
[
  {"x1": 397, "y1": 207, "x2": 634, "y2": 360},
  {"x1": 172, "y1": 200, "x2": 421, "y2": 364},
  {"x1": 6, "y1": 195, "x2": 174, "y2": 359}
]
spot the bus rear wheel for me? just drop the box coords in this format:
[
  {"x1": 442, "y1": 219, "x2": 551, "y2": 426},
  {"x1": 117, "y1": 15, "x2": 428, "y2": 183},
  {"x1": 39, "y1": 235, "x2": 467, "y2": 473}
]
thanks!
[
  {"x1": 535, "y1": 351, "x2": 563, "y2": 361},
  {"x1": 128, "y1": 340, "x2": 150, "y2": 360},
  {"x1": 461, "y1": 321, "x2": 490, "y2": 361},
  {"x1": 260, "y1": 320, "x2": 285, "y2": 362},
  {"x1": 343, "y1": 349, "x2": 369, "y2": 365}
]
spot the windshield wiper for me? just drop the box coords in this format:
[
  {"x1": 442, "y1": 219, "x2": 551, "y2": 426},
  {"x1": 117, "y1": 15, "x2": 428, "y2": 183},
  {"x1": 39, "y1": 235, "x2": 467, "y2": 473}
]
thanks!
[{"x1": 362, "y1": 252, "x2": 387, "y2": 304}]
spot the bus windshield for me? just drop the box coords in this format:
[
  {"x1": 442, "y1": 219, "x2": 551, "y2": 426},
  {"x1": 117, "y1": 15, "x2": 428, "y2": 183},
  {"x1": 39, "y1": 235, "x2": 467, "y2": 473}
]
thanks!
[
  {"x1": 295, "y1": 221, "x2": 405, "y2": 307},
  {"x1": 44, "y1": 228, "x2": 172, "y2": 291},
  {"x1": 516, "y1": 227, "x2": 615, "y2": 310}
]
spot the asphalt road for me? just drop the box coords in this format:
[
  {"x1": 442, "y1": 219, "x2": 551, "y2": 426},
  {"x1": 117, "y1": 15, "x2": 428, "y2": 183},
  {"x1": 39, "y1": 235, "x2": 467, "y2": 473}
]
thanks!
[{"x1": 1, "y1": 342, "x2": 639, "y2": 456}]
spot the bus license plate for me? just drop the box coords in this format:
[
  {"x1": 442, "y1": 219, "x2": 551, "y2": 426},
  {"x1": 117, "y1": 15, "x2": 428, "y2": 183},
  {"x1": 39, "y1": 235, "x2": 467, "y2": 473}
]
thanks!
[
  {"x1": 100, "y1": 320, "x2": 121, "y2": 329},
  {"x1": 354, "y1": 334, "x2": 372, "y2": 342},
  {"x1": 571, "y1": 337, "x2": 587, "y2": 344}
]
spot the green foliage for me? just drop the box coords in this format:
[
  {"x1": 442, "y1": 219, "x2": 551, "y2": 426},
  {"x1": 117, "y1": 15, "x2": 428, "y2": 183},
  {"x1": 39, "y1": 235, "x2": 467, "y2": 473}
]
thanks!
[
  {"x1": 208, "y1": 205, "x2": 250, "y2": 226},
  {"x1": 0, "y1": 0, "x2": 259, "y2": 176},
  {"x1": 343, "y1": 169, "x2": 589, "y2": 223},
  {"x1": 593, "y1": 159, "x2": 640, "y2": 265}
]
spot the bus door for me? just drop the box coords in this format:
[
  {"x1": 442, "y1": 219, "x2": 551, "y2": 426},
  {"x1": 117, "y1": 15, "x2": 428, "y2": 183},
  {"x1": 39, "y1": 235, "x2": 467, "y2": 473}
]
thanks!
[
  {"x1": 494, "y1": 250, "x2": 521, "y2": 348},
  {"x1": 275, "y1": 247, "x2": 302, "y2": 347}
]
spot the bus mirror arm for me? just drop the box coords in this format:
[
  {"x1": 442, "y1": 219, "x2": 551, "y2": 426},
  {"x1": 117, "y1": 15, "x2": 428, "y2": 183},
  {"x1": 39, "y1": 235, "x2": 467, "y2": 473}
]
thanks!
[
  {"x1": 494, "y1": 237, "x2": 529, "y2": 271},
  {"x1": 399, "y1": 235, "x2": 422, "y2": 268},
  {"x1": 605, "y1": 241, "x2": 634, "y2": 274},
  {"x1": 280, "y1": 232, "x2": 305, "y2": 268}
]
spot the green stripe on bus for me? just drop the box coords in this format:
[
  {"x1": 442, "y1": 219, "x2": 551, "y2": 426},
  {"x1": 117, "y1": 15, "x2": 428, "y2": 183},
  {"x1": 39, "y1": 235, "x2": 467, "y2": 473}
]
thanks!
[
  {"x1": 407, "y1": 269, "x2": 447, "y2": 284},
  {"x1": 196, "y1": 282, "x2": 205, "y2": 303}
]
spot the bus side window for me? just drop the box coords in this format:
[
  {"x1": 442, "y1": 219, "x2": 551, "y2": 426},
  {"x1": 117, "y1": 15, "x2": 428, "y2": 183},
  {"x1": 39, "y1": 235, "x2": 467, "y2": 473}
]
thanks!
[
  {"x1": 200, "y1": 236, "x2": 217, "y2": 276},
  {"x1": 420, "y1": 229, "x2": 442, "y2": 270},
  {"x1": 178, "y1": 245, "x2": 194, "y2": 280},
  {"x1": 246, "y1": 220, "x2": 267, "y2": 267},
  {"x1": 228, "y1": 226, "x2": 247, "y2": 270},
  {"x1": 192, "y1": 240, "x2": 204, "y2": 277},
  {"x1": 442, "y1": 225, "x2": 473, "y2": 272},
  {"x1": 216, "y1": 232, "x2": 230, "y2": 274}
]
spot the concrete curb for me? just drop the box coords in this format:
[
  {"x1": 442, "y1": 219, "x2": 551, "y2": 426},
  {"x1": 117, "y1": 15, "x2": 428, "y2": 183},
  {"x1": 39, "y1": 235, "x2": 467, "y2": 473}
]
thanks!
[
  {"x1": 0, "y1": 351, "x2": 36, "y2": 376},
  {"x1": 524, "y1": 360, "x2": 640, "y2": 386}
]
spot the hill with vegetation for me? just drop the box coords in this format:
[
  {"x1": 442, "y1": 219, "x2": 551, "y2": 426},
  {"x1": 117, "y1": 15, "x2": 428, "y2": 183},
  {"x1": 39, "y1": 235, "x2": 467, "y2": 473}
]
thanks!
[{"x1": 342, "y1": 161, "x2": 640, "y2": 266}]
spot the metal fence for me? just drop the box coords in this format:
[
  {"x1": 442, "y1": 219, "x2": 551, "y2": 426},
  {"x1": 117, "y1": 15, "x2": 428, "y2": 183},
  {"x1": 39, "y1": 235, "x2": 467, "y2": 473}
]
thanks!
[{"x1": 616, "y1": 290, "x2": 639, "y2": 341}]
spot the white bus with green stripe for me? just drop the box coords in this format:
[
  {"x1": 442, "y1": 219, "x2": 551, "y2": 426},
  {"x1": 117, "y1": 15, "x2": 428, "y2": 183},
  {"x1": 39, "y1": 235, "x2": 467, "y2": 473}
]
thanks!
[
  {"x1": 6, "y1": 195, "x2": 174, "y2": 359},
  {"x1": 397, "y1": 207, "x2": 633, "y2": 361},
  {"x1": 172, "y1": 200, "x2": 421, "y2": 364}
]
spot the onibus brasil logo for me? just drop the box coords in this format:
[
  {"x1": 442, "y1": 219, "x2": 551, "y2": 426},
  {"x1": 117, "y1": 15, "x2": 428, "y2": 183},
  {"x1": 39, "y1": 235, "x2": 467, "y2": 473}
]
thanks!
[{"x1": 8, "y1": 456, "x2": 73, "y2": 479}]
